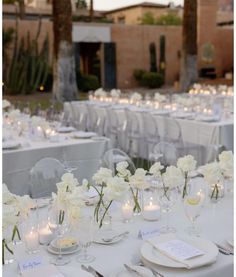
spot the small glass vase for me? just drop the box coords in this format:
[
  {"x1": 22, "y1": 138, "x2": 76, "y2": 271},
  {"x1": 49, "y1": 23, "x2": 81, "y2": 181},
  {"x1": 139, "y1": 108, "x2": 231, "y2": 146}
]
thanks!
[
  {"x1": 209, "y1": 183, "x2": 224, "y2": 203},
  {"x1": 2, "y1": 239, "x2": 14, "y2": 265},
  {"x1": 130, "y1": 188, "x2": 143, "y2": 216}
]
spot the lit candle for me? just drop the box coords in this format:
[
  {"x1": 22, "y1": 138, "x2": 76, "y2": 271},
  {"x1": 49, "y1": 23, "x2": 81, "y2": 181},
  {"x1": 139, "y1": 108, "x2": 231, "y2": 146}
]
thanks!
[
  {"x1": 39, "y1": 225, "x2": 53, "y2": 245},
  {"x1": 197, "y1": 189, "x2": 205, "y2": 203},
  {"x1": 143, "y1": 201, "x2": 160, "y2": 221},
  {"x1": 25, "y1": 229, "x2": 39, "y2": 253},
  {"x1": 121, "y1": 201, "x2": 133, "y2": 222}
]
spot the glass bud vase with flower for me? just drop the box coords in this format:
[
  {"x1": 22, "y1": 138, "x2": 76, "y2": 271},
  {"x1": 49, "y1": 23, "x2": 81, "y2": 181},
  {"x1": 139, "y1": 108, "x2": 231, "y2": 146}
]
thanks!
[{"x1": 177, "y1": 155, "x2": 197, "y2": 199}]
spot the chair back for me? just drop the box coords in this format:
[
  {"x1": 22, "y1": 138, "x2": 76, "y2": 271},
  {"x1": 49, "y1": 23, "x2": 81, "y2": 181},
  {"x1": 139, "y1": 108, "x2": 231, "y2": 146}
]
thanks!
[{"x1": 150, "y1": 142, "x2": 177, "y2": 166}]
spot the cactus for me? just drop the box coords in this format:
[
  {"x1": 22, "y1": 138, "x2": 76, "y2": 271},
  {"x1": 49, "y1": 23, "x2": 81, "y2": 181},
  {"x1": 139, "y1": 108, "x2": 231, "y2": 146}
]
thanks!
[
  {"x1": 5, "y1": 16, "x2": 50, "y2": 95},
  {"x1": 149, "y1": 42, "x2": 157, "y2": 73},
  {"x1": 159, "y1": 35, "x2": 166, "y2": 80}
]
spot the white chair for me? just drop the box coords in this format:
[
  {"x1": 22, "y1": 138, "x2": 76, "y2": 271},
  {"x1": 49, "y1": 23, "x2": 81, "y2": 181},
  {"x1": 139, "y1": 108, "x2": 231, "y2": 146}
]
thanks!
[
  {"x1": 101, "y1": 148, "x2": 136, "y2": 176},
  {"x1": 71, "y1": 102, "x2": 88, "y2": 131},
  {"x1": 29, "y1": 158, "x2": 65, "y2": 198},
  {"x1": 149, "y1": 142, "x2": 177, "y2": 166}
]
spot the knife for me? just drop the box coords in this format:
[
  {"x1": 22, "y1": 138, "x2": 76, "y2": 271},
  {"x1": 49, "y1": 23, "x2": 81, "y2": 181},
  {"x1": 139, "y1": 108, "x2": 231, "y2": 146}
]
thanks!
[
  {"x1": 124, "y1": 264, "x2": 144, "y2": 276},
  {"x1": 81, "y1": 265, "x2": 103, "y2": 277}
]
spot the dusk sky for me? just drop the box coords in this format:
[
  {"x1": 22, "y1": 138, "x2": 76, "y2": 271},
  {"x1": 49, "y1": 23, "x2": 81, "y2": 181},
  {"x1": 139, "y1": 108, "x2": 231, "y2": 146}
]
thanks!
[{"x1": 93, "y1": 0, "x2": 184, "y2": 11}]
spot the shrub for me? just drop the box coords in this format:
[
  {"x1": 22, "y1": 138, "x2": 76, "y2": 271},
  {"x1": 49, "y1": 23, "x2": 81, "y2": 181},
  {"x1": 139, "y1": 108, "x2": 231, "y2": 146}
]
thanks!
[
  {"x1": 141, "y1": 72, "x2": 164, "y2": 88},
  {"x1": 133, "y1": 69, "x2": 146, "y2": 81},
  {"x1": 82, "y1": 74, "x2": 100, "y2": 91}
]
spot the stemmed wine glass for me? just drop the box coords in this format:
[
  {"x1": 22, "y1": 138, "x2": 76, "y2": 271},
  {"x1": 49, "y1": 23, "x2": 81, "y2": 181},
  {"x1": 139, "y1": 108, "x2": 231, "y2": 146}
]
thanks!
[
  {"x1": 158, "y1": 186, "x2": 179, "y2": 233},
  {"x1": 183, "y1": 180, "x2": 205, "y2": 236},
  {"x1": 48, "y1": 206, "x2": 71, "y2": 266},
  {"x1": 76, "y1": 216, "x2": 95, "y2": 263}
]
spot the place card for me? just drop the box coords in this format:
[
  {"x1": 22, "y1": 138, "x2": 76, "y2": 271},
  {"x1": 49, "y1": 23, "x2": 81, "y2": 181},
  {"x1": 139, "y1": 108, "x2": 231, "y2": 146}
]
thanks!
[
  {"x1": 156, "y1": 239, "x2": 205, "y2": 260},
  {"x1": 138, "y1": 227, "x2": 160, "y2": 240},
  {"x1": 19, "y1": 256, "x2": 43, "y2": 272}
]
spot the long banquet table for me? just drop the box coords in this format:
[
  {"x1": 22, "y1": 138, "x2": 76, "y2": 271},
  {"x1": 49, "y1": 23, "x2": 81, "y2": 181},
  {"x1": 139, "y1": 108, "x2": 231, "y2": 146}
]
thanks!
[
  {"x1": 3, "y1": 179, "x2": 233, "y2": 277},
  {"x1": 66, "y1": 101, "x2": 234, "y2": 165},
  {"x1": 3, "y1": 136, "x2": 110, "y2": 196}
]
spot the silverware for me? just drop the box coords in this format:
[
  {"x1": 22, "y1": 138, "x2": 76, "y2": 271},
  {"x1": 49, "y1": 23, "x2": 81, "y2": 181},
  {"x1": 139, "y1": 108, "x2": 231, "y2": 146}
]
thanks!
[
  {"x1": 102, "y1": 231, "x2": 129, "y2": 242},
  {"x1": 138, "y1": 261, "x2": 165, "y2": 277},
  {"x1": 81, "y1": 265, "x2": 104, "y2": 277},
  {"x1": 215, "y1": 243, "x2": 234, "y2": 255},
  {"x1": 124, "y1": 264, "x2": 144, "y2": 276}
]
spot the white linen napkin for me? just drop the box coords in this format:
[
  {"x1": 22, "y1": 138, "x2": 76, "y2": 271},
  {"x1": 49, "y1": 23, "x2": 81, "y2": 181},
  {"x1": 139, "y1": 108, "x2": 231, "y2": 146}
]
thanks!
[{"x1": 147, "y1": 234, "x2": 215, "y2": 269}]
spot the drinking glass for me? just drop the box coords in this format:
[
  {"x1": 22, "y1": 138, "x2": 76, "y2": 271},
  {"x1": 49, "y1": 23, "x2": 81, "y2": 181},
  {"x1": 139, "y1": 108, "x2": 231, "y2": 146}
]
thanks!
[
  {"x1": 63, "y1": 160, "x2": 78, "y2": 174},
  {"x1": 76, "y1": 216, "x2": 95, "y2": 263},
  {"x1": 48, "y1": 206, "x2": 71, "y2": 266},
  {"x1": 158, "y1": 186, "x2": 179, "y2": 233},
  {"x1": 183, "y1": 181, "x2": 205, "y2": 236}
]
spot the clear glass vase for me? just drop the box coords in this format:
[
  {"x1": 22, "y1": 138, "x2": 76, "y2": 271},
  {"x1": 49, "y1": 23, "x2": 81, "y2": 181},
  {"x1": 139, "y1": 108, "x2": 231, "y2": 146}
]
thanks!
[{"x1": 130, "y1": 188, "x2": 143, "y2": 216}]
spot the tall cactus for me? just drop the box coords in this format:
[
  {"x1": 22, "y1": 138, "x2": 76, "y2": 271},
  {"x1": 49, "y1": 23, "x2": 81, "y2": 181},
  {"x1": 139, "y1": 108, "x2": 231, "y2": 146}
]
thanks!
[
  {"x1": 149, "y1": 42, "x2": 157, "y2": 72},
  {"x1": 159, "y1": 35, "x2": 166, "y2": 80},
  {"x1": 6, "y1": 16, "x2": 50, "y2": 95}
]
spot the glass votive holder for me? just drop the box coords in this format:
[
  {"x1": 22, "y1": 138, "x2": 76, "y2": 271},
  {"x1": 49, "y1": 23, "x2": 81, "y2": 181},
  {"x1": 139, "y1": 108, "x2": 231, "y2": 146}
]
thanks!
[
  {"x1": 142, "y1": 189, "x2": 161, "y2": 221},
  {"x1": 38, "y1": 221, "x2": 54, "y2": 245},
  {"x1": 23, "y1": 222, "x2": 39, "y2": 254},
  {"x1": 121, "y1": 200, "x2": 133, "y2": 223}
]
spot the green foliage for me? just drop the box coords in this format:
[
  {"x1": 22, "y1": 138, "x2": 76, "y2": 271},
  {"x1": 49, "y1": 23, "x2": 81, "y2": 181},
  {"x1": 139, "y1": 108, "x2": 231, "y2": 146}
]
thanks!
[
  {"x1": 133, "y1": 69, "x2": 146, "y2": 81},
  {"x1": 155, "y1": 13, "x2": 182, "y2": 26},
  {"x1": 149, "y1": 42, "x2": 157, "y2": 72},
  {"x1": 5, "y1": 19, "x2": 50, "y2": 95},
  {"x1": 75, "y1": 0, "x2": 87, "y2": 9},
  {"x1": 141, "y1": 72, "x2": 164, "y2": 88},
  {"x1": 76, "y1": 68, "x2": 99, "y2": 92},
  {"x1": 3, "y1": 28, "x2": 14, "y2": 50},
  {"x1": 140, "y1": 12, "x2": 182, "y2": 26},
  {"x1": 140, "y1": 12, "x2": 155, "y2": 25}
]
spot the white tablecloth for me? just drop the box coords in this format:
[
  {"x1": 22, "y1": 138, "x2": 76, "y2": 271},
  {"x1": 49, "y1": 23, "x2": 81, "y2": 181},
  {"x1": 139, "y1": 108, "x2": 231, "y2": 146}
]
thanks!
[
  {"x1": 3, "y1": 181, "x2": 233, "y2": 277},
  {"x1": 3, "y1": 136, "x2": 110, "y2": 196}
]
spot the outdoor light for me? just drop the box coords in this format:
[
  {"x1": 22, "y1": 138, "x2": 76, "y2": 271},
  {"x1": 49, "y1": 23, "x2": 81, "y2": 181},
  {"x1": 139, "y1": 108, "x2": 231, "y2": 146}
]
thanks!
[{"x1": 39, "y1": 85, "x2": 44, "y2": 92}]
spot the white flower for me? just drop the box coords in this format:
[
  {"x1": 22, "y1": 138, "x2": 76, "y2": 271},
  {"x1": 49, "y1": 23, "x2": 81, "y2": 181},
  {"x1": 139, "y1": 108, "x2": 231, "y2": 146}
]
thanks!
[
  {"x1": 199, "y1": 162, "x2": 222, "y2": 185},
  {"x1": 2, "y1": 205, "x2": 19, "y2": 233},
  {"x1": 154, "y1": 93, "x2": 166, "y2": 102},
  {"x1": 110, "y1": 89, "x2": 121, "y2": 98},
  {"x1": 94, "y1": 88, "x2": 107, "y2": 97},
  {"x1": 31, "y1": 116, "x2": 49, "y2": 130},
  {"x1": 103, "y1": 176, "x2": 129, "y2": 202},
  {"x1": 8, "y1": 109, "x2": 21, "y2": 121},
  {"x1": 149, "y1": 162, "x2": 164, "y2": 178},
  {"x1": 3, "y1": 99, "x2": 11, "y2": 109},
  {"x1": 92, "y1": 167, "x2": 113, "y2": 185},
  {"x1": 162, "y1": 166, "x2": 184, "y2": 188},
  {"x1": 130, "y1": 92, "x2": 142, "y2": 101},
  {"x1": 3, "y1": 184, "x2": 16, "y2": 204},
  {"x1": 129, "y1": 168, "x2": 149, "y2": 190},
  {"x1": 218, "y1": 151, "x2": 234, "y2": 178},
  {"x1": 116, "y1": 161, "x2": 131, "y2": 179},
  {"x1": 177, "y1": 155, "x2": 197, "y2": 173},
  {"x1": 56, "y1": 173, "x2": 79, "y2": 193}
]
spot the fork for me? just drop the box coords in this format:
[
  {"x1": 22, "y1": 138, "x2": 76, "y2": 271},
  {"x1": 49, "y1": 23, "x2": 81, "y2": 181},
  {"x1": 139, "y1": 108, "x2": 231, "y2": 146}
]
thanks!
[
  {"x1": 102, "y1": 231, "x2": 129, "y2": 242},
  {"x1": 138, "y1": 261, "x2": 165, "y2": 277}
]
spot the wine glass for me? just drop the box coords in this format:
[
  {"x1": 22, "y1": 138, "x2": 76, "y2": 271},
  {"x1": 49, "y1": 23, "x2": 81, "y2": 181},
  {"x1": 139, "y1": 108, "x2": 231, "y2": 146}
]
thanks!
[
  {"x1": 63, "y1": 160, "x2": 78, "y2": 174},
  {"x1": 76, "y1": 216, "x2": 95, "y2": 263},
  {"x1": 183, "y1": 181, "x2": 205, "y2": 236},
  {"x1": 158, "y1": 185, "x2": 179, "y2": 233},
  {"x1": 48, "y1": 206, "x2": 71, "y2": 266}
]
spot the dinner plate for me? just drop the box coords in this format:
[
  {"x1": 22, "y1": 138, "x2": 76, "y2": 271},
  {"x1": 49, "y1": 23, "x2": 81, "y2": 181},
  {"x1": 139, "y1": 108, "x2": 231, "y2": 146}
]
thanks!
[
  {"x1": 50, "y1": 237, "x2": 78, "y2": 252},
  {"x1": 141, "y1": 234, "x2": 218, "y2": 269},
  {"x1": 47, "y1": 244, "x2": 80, "y2": 255},
  {"x1": 2, "y1": 141, "x2": 21, "y2": 150},
  {"x1": 73, "y1": 131, "x2": 97, "y2": 139},
  {"x1": 195, "y1": 115, "x2": 219, "y2": 122},
  {"x1": 94, "y1": 230, "x2": 128, "y2": 245},
  {"x1": 171, "y1": 112, "x2": 195, "y2": 119},
  {"x1": 56, "y1": 126, "x2": 75, "y2": 133}
]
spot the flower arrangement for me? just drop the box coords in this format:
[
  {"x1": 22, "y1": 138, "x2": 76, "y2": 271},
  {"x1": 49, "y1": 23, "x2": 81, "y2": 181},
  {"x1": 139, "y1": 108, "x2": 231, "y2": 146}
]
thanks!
[
  {"x1": 177, "y1": 155, "x2": 197, "y2": 198},
  {"x1": 110, "y1": 89, "x2": 121, "y2": 98},
  {"x1": 154, "y1": 92, "x2": 166, "y2": 103},
  {"x1": 199, "y1": 151, "x2": 234, "y2": 200},
  {"x1": 94, "y1": 88, "x2": 107, "y2": 97},
  {"x1": 2, "y1": 184, "x2": 35, "y2": 264},
  {"x1": 2, "y1": 99, "x2": 11, "y2": 110},
  {"x1": 130, "y1": 92, "x2": 142, "y2": 102}
]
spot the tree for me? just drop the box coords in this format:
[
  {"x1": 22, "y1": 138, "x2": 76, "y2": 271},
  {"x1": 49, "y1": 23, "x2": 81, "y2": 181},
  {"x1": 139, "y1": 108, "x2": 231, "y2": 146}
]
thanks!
[
  {"x1": 52, "y1": 0, "x2": 78, "y2": 102},
  {"x1": 140, "y1": 12, "x2": 155, "y2": 25},
  {"x1": 179, "y1": 0, "x2": 198, "y2": 91},
  {"x1": 155, "y1": 13, "x2": 182, "y2": 25},
  {"x1": 89, "y1": 0, "x2": 94, "y2": 22},
  {"x1": 76, "y1": 0, "x2": 87, "y2": 9}
]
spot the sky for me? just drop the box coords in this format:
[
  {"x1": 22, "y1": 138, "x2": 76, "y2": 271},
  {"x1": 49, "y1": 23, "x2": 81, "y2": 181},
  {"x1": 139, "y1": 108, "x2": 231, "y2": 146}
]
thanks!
[{"x1": 93, "y1": 0, "x2": 184, "y2": 11}]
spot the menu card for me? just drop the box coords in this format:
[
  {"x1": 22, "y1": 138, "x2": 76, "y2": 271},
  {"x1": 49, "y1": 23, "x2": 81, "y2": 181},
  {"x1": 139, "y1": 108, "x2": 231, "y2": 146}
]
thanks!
[{"x1": 156, "y1": 239, "x2": 205, "y2": 260}]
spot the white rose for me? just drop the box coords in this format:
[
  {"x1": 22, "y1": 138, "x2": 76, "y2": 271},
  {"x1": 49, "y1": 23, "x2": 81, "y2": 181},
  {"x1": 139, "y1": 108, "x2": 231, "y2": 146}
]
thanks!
[
  {"x1": 218, "y1": 151, "x2": 234, "y2": 178},
  {"x1": 130, "y1": 92, "x2": 142, "y2": 101},
  {"x1": 129, "y1": 168, "x2": 149, "y2": 190},
  {"x1": 103, "y1": 176, "x2": 129, "y2": 202},
  {"x1": 199, "y1": 162, "x2": 222, "y2": 185},
  {"x1": 110, "y1": 89, "x2": 121, "y2": 98},
  {"x1": 92, "y1": 167, "x2": 113, "y2": 184},
  {"x1": 56, "y1": 173, "x2": 79, "y2": 192},
  {"x1": 154, "y1": 93, "x2": 166, "y2": 102},
  {"x1": 2, "y1": 184, "x2": 16, "y2": 204},
  {"x1": 8, "y1": 109, "x2": 21, "y2": 121},
  {"x1": 116, "y1": 161, "x2": 131, "y2": 179},
  {"x1": 94, "y1": 88, "x2": 107, "y2": 97},
  {"x1": 177, "y1": 155, "x2": 197, "y2": 173},
  {"x1": 162, "y1": 166, "x2": 184, "y2": 188},
  {"x1": 149, "y1": 162, "x2": 164, "y2": 178}
]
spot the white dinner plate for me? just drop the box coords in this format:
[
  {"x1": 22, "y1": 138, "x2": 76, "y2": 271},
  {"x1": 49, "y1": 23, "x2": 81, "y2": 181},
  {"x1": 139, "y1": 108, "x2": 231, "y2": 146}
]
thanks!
[
  {"x1": 94, "y1": 230, "x2": 128, "y2": 245},
  {"x1": 73, "y1": 131, "x2": 97, "y2": 139},
  {"x1": 47, "y1": 244, "x2": 80, "y2": 255},
  {"x1": 141, "y1": 234, "x2": 218, "y2": 269},
  {"x1": 2, "y1": 141, "x2": 21, "y2": 150},
  {"x1": 195, "y1": 115, "x2": 219, "y2": 122},
  {"x1": 56, "y1": 126, "x2": 75, "y2": 133},
  {"x1": 50, "y1": 237, "x2": 78, "y2": 252},
  {"x1": 171, "y1": 112, "x2": 195, "y2": 119}
]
